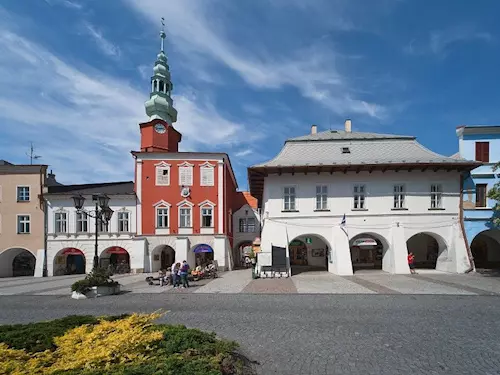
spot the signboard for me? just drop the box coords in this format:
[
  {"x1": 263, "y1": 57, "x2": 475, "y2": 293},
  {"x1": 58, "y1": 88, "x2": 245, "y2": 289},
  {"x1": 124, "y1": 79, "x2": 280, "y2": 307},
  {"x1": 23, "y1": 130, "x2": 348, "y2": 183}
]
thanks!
[
  {"x1": 305, "y1": 237, "x2": 312, "y2": 244},
  {"x1": 272, "y1": 245, "x2": 287, "y2": 267},
  {"x1": 106, "y1": 247, "x2": 128, "y2": 254},
  {"x1": 352, "y1": 238, "x2": 378, "y2": 247},
  {"x1": 62, "y1": 248, "x2": 84, "y2": 256},
  {"x1": 193, "y1": 244, "x2": 213, "y2": 253}
]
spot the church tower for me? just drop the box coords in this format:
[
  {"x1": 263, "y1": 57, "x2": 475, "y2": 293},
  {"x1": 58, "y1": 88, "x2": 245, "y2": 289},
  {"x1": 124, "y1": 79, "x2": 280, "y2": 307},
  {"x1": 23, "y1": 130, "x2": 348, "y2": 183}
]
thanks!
[{"x1": 140, "y1": 23, "x2": 181, "y2": 152}]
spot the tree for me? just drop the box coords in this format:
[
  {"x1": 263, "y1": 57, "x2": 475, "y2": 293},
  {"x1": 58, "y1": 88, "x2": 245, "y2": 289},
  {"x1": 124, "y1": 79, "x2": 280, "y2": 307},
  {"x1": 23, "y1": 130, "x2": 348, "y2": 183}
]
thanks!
[{"x1": 487, "y1": 162, "x2": 500, "y2": 226}]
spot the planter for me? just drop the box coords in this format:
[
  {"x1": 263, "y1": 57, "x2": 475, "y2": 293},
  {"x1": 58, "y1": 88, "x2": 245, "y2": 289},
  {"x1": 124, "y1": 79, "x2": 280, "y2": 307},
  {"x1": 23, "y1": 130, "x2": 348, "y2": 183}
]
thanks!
[
  {"x1": 71, "y1": 291, "x2": 87, "y2": 300},
  {"x1": 85, "y1": 285, "x2": 121, "y2": 298}
]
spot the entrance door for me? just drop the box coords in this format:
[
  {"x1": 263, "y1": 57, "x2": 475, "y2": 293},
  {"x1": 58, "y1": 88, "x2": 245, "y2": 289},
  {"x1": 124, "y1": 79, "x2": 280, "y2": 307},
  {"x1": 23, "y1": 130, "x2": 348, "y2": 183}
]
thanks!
[
  {"x1": 160, "y1": 250, "x2": 169, "y2": 269},
  {"x1": 289, "y1": 240, "x2": 308, "y2": 266}
]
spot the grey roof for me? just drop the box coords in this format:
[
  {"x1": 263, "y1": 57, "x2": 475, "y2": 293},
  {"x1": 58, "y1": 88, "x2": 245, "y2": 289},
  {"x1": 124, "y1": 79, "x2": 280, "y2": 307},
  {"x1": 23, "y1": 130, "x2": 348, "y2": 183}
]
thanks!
[
  {"x1": 0, "y1": 163, "x2": 47, "y2": 174},
  {"x1": 252, "y1": 131, "x2": 475, "y2": 168},
  {"x1": 289, "y1": 130, "x2": 415, "y2": 142},
  {"x1": 0, "y1": 160, "x2": 13, "y2": 165},
  {"x1": 47, "y1": 181, "x2": 135, "y2": 196}
]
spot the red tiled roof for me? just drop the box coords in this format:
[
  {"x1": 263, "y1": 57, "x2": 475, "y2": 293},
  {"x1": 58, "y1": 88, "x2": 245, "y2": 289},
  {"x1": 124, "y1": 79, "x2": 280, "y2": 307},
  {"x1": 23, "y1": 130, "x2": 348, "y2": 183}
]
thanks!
[{"x1": 235, "y1": 191, "x2": 258, "y2": 210}]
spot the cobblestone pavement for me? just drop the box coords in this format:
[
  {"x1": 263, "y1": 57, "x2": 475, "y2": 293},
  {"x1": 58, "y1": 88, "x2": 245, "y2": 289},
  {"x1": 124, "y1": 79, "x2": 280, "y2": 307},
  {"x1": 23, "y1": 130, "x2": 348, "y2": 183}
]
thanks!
[
  {"x1": 0, "y1": 269, "x2": 499, "y2": 296},
  {"x1": 1, "y1": 294, "x2": 500, "y2": 374}
]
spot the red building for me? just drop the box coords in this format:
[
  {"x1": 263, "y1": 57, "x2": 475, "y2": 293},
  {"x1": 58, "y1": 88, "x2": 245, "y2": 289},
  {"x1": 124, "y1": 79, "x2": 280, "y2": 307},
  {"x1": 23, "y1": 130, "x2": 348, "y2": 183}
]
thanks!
[{"x1": 131, "y1": 30, "x2": 250, "y2": 272}]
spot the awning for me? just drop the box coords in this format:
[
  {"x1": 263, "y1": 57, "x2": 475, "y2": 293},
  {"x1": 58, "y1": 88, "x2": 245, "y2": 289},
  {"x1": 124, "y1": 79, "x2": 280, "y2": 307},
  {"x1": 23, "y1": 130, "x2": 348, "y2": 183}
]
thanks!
[
  {"x1": 193, "y1": 244, "x2": 213, "y2": 253},
  {"x1": 62, "y1": 248, "x2": 84, "y2": 256},
  {"x1": 106, "y1": 247, "x2": 128, "y2": 254},
  {"x1": 352, "y1": 238, "x2": 378, "y2": 247}
]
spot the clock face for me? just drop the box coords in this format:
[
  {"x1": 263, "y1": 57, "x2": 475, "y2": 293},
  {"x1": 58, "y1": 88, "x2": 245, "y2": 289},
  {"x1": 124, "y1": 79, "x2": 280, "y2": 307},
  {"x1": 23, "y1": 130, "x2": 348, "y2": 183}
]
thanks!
[{"x1": 154, "y1": 123, "x2": 166, "y2": 134}]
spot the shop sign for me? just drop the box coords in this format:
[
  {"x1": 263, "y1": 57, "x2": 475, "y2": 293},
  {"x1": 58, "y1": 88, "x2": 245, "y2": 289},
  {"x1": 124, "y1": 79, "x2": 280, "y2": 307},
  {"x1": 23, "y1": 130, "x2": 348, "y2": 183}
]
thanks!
[
  {"x1": 305, "y1": 237, "x2": 312, "y2": 244},
  {"x1": 352, "y1": 238, "x2": 378, "y2": 247}
]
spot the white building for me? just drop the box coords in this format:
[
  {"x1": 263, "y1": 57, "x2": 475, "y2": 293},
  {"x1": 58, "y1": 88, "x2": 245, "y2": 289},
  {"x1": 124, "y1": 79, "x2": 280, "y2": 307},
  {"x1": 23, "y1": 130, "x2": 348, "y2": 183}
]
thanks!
[
  {"x1": 44, "y1": 182, "x2": 137, "y2": 276},
  {"x1": 248, "y1": 121, "x2": 480, "y2": 276}
]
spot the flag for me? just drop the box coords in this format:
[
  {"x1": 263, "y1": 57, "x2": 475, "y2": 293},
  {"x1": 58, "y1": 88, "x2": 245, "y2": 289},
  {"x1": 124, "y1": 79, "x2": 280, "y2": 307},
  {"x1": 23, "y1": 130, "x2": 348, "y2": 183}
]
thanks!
[
  {"x1": 340, "y1": 214, "x2": 346, "y2": 226},
  {"x1": 340, "y1": 214, "x2": 348, "y2": 238}
]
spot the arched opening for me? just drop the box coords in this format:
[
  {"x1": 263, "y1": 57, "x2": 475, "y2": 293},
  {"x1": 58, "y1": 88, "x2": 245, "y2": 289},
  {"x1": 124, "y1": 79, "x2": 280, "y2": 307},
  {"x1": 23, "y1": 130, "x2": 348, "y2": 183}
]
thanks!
[
  {"x1": 288, "y1": 235, "x2": 329, "y2": 275},
  {"x1": 406, "y1": 233, "x2": 443, "y2": 269},
  {"x1": 349, "y1": 233, "x2": 387, "y2": 272},
  {"x1": 151, "y1": 245, "x2": 176, "y2": 272},
  {"x1": 0, "y1": 248, "x2": 36, "y2": 278},
  {"x1": 471, "y1": 230, "x2": 500, "y2": 270},
  {"x1": 100, "y1": 247, "x2": 130, "y2": 274},
  {"x1": 53, "y1": 248, "x2": 86, "y2": 276},
  {"x1": 233, "y1": 241, "x2": 253, "y2": 269},
  {"x1": 193, "y1": 244, "x2": 214, "y2": 267}
]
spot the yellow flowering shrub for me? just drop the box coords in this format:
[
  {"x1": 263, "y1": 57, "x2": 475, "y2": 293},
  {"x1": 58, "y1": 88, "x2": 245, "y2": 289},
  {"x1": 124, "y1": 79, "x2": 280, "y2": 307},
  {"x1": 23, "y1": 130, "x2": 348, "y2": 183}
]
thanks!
[{"x1": 0, "y1": 313, "x2": 164, "y2": 375}]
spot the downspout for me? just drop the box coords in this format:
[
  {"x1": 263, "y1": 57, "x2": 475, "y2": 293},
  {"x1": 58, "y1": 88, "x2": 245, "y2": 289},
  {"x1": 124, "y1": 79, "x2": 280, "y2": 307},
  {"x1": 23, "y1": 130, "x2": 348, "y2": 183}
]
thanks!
[{"x1": 460, "y1": 173, "x2": 475, "y2": 273}]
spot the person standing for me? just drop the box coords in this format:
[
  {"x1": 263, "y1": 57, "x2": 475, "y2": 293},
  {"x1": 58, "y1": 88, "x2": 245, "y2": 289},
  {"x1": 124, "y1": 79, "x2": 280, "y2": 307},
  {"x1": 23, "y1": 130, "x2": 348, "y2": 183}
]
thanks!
[
  {"x1": 180, "y1": 260, "x2": 190, "y2": 288},
  {"x1": 408, "y1": 252, "x2": 417, "y2": 274},
  {"x1": 171, "y1": 262, "x2": 180, "y2": 287}
]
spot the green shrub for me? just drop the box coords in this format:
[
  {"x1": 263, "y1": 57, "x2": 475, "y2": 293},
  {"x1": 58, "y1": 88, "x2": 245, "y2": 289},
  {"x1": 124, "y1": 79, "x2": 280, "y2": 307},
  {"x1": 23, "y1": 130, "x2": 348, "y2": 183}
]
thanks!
[
  {"x1": 71, "y1": 267, "x2": 119, "y2": 294},
  {"x1": 0, "y1": 314, "x2": 128, "y2": 353}
]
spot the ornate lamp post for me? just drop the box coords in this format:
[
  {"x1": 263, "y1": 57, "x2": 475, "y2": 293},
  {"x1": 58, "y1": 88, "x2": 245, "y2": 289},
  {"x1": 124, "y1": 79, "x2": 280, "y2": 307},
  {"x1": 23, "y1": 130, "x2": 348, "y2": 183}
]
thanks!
[{"x1": 72, "y1": 194, "x2": 114, "y2": 270}]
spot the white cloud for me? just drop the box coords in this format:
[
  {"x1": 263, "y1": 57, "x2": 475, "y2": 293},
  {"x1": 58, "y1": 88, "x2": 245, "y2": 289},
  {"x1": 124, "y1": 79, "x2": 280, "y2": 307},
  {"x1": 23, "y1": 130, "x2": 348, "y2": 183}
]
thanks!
[
  {"x1": 124, "y1": 0, "x2": 386, "y2": 119},
  {"x1": 235, "y1": 149, "x2": 253, "y2": 158},
  {"x1": 82, "y1": 22, "x2": 121, "y2": 59},
  {"x1": 0, "y1": 28, "x2": 257, "y2": 184}
]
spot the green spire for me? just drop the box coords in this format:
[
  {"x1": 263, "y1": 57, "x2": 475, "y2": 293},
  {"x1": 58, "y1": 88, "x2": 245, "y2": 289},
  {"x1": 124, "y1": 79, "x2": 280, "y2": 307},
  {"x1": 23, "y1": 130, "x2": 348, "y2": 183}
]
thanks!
[{"x1": 144, "y1": 19, "x2": 178, "y2": 124}]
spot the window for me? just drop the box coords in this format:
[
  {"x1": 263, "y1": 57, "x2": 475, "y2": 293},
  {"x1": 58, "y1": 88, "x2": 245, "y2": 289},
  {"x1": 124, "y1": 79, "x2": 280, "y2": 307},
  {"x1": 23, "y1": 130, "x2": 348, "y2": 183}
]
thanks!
[
  {"x1": 201, "y1": 207, "x2": 213, "y2": 227},
  {"x1": 283, "y1": 186, "x2": 296, "y2": 211},
  {"x1": 200, "y1": 166, "x2": 215, "y2": 186},
  {"x1": 155, "y1": 165, "x2": 170, "y2": 186},
  {"x1": 476, "y1": 184, "x2": 488, "y2": 208},
  {"x1": 179, "y1": 163, "x2": 193, "y2": 186},
  {"x1": 315, "y1": 185, "x2": 328, "y2": 210},
  {"x1": 17, "y1": 215, "x2": 30, "y2": 234},
  {"x1": 341, "y1": 147, "x2": 350, "y2": 154},
  {"x1": 353, "y1": 185, "x2": 365, "y2": 209},
  {"x1": 118, "y1": 211, "x2": 130, "y2": 232},
  {"x1": 239, "y1": 218, "x2": 256, "y2": 233},
  {"x1": 54, "y1": 212, "x2": 67, "y2": 233},
  {"x1": 475, "y1": 142, "x2": 489, "y2": 162},
  {"x1": 179, "y1": 207, "x2": 192, "y2": 227},
  {"x1": 393, "y1": 185, "x2": 405, "y2": 209},
  {"x1": 76, "y1": 212, "x2": 88, "y2": 233},
  {"x1": 17, "y1": 186, "x2": 30, "y2": 202},
  {"x1": 98, "y1": 216, "x2": 108, "y2": 232},
  {"x1": 430, "y1": 184, "x2": 443, "y2": 209},
  {"x1": 156, "y1": 208, "x2": 169, "y2": 228}
]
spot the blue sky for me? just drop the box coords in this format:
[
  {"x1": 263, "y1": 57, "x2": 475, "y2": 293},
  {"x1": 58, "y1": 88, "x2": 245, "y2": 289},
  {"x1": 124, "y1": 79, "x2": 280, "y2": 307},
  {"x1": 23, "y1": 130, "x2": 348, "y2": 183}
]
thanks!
[{"x1": 0, "y1": 0, "x2": 499, "y2": 189}]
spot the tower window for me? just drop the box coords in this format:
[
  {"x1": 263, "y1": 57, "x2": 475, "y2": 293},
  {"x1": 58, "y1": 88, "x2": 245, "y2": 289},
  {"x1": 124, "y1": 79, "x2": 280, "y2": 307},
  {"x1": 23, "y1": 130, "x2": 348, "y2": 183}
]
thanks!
[
  {"x1": 153, "y1": 80, "x2": 158, "y2": 92},
  {"x1": 159, "y1": 80, "x2": 164, "y2": 93}
]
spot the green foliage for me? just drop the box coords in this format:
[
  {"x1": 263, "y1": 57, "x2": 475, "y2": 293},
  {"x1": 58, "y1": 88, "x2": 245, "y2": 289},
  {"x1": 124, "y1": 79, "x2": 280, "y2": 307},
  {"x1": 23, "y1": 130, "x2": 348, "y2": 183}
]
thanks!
[
  {"x1": 71, "y1": 267, "x2": 119, "y2": 294},
  {"x1": 0, "y1": 315, "x2": 127, "y2": 353},
  {"x1": 487, "y1": 162, "x2": 500, "y2": 226}
]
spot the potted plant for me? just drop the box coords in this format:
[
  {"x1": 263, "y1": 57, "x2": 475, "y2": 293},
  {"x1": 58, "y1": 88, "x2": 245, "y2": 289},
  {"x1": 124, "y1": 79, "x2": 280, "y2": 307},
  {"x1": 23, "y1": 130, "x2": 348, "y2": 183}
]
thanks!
[{"x1": 71, "y1": 268, "x2": 120, "y2": 299}]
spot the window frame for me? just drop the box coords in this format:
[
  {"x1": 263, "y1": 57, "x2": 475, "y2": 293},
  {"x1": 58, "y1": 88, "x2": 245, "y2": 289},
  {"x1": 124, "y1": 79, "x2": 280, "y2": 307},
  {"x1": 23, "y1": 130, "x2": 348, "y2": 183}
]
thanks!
[
  {"x1": 117, "y1": 210, "x2": 130, "y2": 232},
  {"x1": 76, "y1": 211, "x2": 88, "y2": 233},
  {"x1": 17, "y1": 214, "x2": 31, "y2": 234},
  {"x1": 430, "y1": 184, "x2": 443, "y2": 209},
  {"x1": 201, "y1": 207, "x2": 213, "y2": 228},
  {"x1": 156, "y1": 207, "x2": 169, "y2": 228},
  {"x1": 353, "y1": 184, "x2": 366, "y2": 210},
  {"x1": 178, "y1": 162, "x2": 194, "y2": 186},
  {"x1": 475, "y1": 142, "x2": 490, "y2": 163},
  {"x1": 155, "y1": 161, "x2": 171, "y2": 186},
  {"x1": 315, "y1": 185, "x2": 328, "y2": 210},
  {"x1": 283, "y1": 185, "x2": 297, "y2": 211},
  {"x1": 54, "y1": 210, "x2": 68, "y2": 233},
  {"x1": 16, "y1": 186, "x2": 30, "y2": 202},
  {"x1": 200, "y1": 162, "x2": 215, "y2": 186},
  {"x1": 393, "y1": 184, "x2": 406, "y2": 209},
  {"x1": 179, "y1": 206, "x2": 192, "y2": 228},
  {"x1": 475, "y1": 183, "x2": 488, "y2": 208}
]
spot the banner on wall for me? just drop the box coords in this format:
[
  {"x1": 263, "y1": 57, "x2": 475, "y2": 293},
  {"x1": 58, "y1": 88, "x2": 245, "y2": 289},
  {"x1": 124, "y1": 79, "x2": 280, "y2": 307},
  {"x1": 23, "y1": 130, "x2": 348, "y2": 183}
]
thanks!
[{"x1": 193, "y1": 244, "x2": 213, "y2": 253}]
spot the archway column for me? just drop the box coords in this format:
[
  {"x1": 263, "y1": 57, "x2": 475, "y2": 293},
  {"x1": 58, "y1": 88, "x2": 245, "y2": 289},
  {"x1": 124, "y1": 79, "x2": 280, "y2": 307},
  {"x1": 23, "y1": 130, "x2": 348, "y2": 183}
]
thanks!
[
  {"x1": 443, "y1": 222, "x2": 471, "y2": 273},
  {"x1": 34, "y1": 249, "x2": 45, "y2": 277},
  {"x1": 213, "y1": 236, "x2": 229, "y2": 270},
  {"x1": 175, "y1": 237, "x2": 190, "y2": 264},
  {"x1": 388, "y1": 223, "x2": 409, "y2": 274},
  {"x1": 132, "y1": 238, "x2": 148, "y2": 273},
  {"x1": 330, "y1": 227, "x2": 353, "y2": 276}
]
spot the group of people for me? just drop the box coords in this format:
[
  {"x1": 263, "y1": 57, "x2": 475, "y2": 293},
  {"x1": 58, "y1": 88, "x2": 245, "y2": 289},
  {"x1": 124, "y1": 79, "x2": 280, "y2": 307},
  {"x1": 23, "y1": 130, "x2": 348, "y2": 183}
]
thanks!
[{"x1": 158, "y1": 260, "x2": 191, "y2": 288}]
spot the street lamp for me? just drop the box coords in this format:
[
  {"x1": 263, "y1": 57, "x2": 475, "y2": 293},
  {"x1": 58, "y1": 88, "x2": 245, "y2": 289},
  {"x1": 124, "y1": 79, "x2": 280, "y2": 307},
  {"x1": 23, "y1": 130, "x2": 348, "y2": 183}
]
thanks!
[{"x1": 72, "y1": 194, "x2": 114, "y2": 270}]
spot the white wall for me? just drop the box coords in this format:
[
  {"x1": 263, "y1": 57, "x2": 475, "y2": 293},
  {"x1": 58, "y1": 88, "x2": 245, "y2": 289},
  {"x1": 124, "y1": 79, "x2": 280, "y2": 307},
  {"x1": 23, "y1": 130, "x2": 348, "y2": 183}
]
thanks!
[{"x1": 258, "y1": 170, "x2": 471, "y2": 275}]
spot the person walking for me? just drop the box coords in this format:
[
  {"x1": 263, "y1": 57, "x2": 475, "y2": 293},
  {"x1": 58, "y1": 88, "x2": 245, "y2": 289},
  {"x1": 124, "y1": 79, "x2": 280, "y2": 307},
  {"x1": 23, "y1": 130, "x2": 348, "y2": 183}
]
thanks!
[
  {"x1": 408, "y1": 252, "x2": 417, "y2": 274},
  {"x1": 171, "y1": 262, "x2": 180, "y2": 287},
  {"x1": 180, "y1": 260, "x2": 190, "y2": 288}
]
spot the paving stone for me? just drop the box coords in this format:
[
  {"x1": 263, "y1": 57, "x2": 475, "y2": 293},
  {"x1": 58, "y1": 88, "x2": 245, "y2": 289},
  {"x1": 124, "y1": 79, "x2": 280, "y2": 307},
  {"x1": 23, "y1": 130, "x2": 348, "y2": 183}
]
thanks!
[{"x1": 243, "y1": 278, "x2": 297, "y2": 293}]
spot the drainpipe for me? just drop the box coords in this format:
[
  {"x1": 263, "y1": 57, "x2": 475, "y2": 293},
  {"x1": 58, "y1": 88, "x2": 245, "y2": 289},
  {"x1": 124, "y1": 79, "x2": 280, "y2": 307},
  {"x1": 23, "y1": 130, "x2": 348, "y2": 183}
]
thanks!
[{"x1": 460, "y1": 174, "x2": 475, "y2": 273}]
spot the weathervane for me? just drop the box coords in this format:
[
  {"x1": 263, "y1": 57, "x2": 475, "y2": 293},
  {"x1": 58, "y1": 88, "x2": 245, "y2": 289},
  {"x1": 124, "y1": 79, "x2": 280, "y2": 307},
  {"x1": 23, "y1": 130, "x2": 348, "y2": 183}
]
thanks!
[{"x1": 160, "y1": 17, "x2": 166, "y2": 52}]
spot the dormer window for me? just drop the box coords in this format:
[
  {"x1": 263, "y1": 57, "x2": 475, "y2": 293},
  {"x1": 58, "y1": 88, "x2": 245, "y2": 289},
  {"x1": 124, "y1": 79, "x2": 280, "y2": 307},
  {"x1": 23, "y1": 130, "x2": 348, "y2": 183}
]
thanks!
[{"x1": 342, "y1": 147, "x2": 350, "y2": 154}]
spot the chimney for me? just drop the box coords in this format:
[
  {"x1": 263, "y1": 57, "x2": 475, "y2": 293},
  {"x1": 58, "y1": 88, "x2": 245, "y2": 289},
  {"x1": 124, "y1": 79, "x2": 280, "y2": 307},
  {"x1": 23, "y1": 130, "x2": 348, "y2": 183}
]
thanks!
[
  {"x1": 344, "y1": 119, "x2": 352, "y2": 133},
  {"x1": 311, "y1": 124, "x2": 317, "y2": 134}
]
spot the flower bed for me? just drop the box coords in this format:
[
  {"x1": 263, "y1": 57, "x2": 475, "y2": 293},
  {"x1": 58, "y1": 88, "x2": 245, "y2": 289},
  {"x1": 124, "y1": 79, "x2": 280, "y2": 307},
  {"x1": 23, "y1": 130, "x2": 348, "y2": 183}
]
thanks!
[{"x1": 0, "y1": 313, "x2": 254, "y2": 375}]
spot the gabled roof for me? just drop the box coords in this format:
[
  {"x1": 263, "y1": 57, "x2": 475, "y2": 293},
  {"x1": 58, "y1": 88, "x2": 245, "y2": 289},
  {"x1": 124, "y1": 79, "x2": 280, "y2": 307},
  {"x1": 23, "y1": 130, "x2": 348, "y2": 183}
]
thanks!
[
  {"x1": 47, "y1": 181, "x2": 135, "y2": 196},
  {"x1": 288, "y1": 129, "x2": 415, "y2": 142}
]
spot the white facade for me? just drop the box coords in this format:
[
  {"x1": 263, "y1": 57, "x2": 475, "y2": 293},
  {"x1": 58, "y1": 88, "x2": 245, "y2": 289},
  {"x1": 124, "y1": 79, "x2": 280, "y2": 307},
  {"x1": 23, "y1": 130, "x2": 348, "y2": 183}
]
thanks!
[
  {"x1": 45, "y1": 194, "x2": 137, "y2": 276},
  {"x1": 232, "y1": 203, "x2": 261, "y2": 267},
  {"x1": 258, "y1": 170, "x2": 471, "y2": 275}
]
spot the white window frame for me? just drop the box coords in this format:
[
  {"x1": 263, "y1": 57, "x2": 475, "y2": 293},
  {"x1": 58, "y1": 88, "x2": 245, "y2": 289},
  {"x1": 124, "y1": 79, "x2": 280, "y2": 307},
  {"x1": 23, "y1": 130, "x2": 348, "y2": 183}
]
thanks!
[
  {"x1": 177, "y1": 199, "x2": 194, "y2": 228},
  {"x1": 156, "y1": 207, "x2": 169, "y2": 228},
  {"x1": 155, "y1": 161, "x2": 171, "y2": 186},
  {"x1": 315, "y1": 185, "x2": 328, "y2": 210},
  {"x1": 117, "y1": 210, "x2": 130, "y2": 232},
  {"x1": 76, "y1": 211, "x2": 88, "y2": 233},
  {"x1": 153, "y1": 200, "x2": 171, "y2": 228},
  {"x1": 353, "y1": 184, "x2": 366, "y2": 209},
  {"x1": 200, "y1": 161, "x2": 215, "y2": 186},
  {"x1": 393, "y1": 184, "x2": 405, "y2": 209},
  {"x1": 198, "y1": 199, "x2": 216, "y2": 228},
  {"x1": 283, "y1": 185, "x2": 297, "y2": 211},
  {"x1": 16, "y1": 185, "x2": 30, "y2": 202},
  {"x1": 17, "y1": 214, "x2": 30, "y2": 234},
  {"x1": 430, "y1": 184, "x2": 443, "y2": 209},
  {"x1": 178, "y1": 161, "x2": 194, "y2": 186},
  {"x1": 54, "y1": 210, "x2": 68, "y2": 233},
  {"x1": 239, "y1": 217, "x2": 256, "y2": 233}
]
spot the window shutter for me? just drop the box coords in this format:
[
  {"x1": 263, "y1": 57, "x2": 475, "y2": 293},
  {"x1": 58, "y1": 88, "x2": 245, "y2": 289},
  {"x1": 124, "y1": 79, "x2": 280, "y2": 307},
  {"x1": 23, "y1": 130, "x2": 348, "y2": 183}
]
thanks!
[
  {"x1": 483, "y1": 143, "x2": 489, "y2": 163},
  {"x1": 156, "y1": 167, "x2": 170, "y2": 185},
  {"x1": 475, "y1": 143, "x2": 481, "y2": 161},
  {"x1": 179, "y1": 166, "x2": 193, "y2": 186},
  {"x1": 201, "y1": 167, "x2": 214, "y2": 186}
]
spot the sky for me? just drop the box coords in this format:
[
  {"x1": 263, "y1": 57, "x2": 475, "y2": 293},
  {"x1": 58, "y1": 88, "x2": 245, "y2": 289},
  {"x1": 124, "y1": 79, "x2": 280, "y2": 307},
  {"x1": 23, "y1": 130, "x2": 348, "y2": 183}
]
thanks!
[{"x1": 0, "y1": 0, "x2": 499, "y2": 189}]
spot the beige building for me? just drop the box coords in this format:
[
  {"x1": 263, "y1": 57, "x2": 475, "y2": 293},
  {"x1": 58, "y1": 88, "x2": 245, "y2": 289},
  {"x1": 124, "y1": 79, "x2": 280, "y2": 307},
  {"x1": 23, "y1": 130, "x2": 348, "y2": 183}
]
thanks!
[{"x1": 0, "y1": 160, "x2": 48, "y2": 277}]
